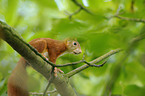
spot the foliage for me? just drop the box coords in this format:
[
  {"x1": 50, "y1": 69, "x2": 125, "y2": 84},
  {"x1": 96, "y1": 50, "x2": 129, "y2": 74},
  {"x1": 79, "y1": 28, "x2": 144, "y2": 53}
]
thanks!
[{"x1": 0, "y1": 0, "x2": 145, "y2": 96}]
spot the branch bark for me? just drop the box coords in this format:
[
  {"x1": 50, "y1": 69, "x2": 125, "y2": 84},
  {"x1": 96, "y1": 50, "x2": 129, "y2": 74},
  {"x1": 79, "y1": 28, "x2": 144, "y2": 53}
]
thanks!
[
  {"x1": 0, "y1": 20, "x2": 123, "y2": 96},
  {"x1": 0, "y1": 21, "x2": 77, "y2": 96}
]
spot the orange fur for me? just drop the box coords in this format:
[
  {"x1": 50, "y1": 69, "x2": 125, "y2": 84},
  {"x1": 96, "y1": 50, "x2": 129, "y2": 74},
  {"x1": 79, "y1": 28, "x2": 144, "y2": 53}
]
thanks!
[{"x1": 7, "y1": 38, "x2": 81, "y2": 96}]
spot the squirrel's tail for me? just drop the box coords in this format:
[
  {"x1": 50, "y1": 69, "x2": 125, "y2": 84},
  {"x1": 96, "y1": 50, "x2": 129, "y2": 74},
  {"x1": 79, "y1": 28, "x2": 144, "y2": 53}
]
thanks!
[{"x1": 7, "y1": 57, "x2": 29, "y2": 96}]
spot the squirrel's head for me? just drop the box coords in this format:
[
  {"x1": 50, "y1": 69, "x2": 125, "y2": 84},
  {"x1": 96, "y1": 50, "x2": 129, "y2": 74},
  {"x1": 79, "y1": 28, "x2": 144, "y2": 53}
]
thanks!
[{"x1": 65, "y1": 39, "x2": 82, "y2": 54}]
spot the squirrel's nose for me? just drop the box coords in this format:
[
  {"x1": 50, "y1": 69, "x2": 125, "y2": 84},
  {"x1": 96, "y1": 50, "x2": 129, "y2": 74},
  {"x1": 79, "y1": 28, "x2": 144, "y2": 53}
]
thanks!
[{"x1": 79, "y1": 50, "x2": 82, "y2": 54}]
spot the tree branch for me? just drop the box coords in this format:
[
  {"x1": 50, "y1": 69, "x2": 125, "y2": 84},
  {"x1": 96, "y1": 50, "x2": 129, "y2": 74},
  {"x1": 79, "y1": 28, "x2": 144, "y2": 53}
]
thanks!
[
  {"x1": 0, "y1": 21, "x2": 99, "y2": 69},
  {"x1": 0, "y1": 21, "x2": 51, "y2": 79},
  {"x1": 0, "y1": 20, "x2": 77, "y2": 96},
  {"x1": 0, "y1": 20, "x2": 123, "y2": 96},
  {"x1": 66, "y1": 48, "x2": 122, "y2": 78},
  {"x1": 0, "y1": 21, "x2": 82, "y2": 68}
]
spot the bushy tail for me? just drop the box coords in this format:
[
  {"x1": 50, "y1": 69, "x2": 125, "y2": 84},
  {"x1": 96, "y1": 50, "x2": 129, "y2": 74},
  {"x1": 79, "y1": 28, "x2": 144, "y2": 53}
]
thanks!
[{"x1": 7, "y1": 57, "x2": 29, "y2": 96}]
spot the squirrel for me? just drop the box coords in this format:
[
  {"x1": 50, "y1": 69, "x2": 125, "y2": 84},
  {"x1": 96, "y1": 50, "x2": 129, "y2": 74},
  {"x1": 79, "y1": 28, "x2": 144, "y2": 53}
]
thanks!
[{"x1": 7, "y1": 38, "x2": 82, "y2": 96}]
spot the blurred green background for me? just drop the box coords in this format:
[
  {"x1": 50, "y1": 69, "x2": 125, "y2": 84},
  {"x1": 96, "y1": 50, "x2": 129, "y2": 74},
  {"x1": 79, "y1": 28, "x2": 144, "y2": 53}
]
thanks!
[{"x1": 0, "y1": 0, "x2": 145, "y2": 96}]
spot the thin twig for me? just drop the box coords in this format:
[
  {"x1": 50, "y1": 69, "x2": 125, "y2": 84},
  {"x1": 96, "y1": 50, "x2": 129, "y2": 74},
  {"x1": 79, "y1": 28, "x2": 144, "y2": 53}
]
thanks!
[
  {"x1": 55, "y1": 53, "x2": 87, "y2": 67},
  {"x1": 43, "y1": 80, "x2": 52, "y2": 96},
  {"x1": 82, "y1": 53, "x2": 86, "y2": 60},
  {"x1": 56, "y1": 60, "x2": 83, "y2": 67},
  {"x1": 131, "y1": 0, "x2": 135, "y2": 12},
  {"x1": 107, "y1": 4, "x2": 145, "y2": 23},
  {"x1": 114, "y1": 15, "x2": 145, "y2": 23},
  {"x1": 71, "y1": 0, "x2": 94, "y2": 15},
  {"x1": 65, "y1": 8, "x2": 82, "y2": 19},
  {"x1": 43, "y1": 67, "x2": 55, "y2": 96},
  {"x1": 65, "y1": 0, "x2": 94, "y2": 19},
  {"x1": 84, "y1": 60, "x2": 107, "y2": 67},
  {"x1": 30, "y1": 90, "x2": 57, "y2": 95},
  {"x1": 56, "y1": 56, "x2": 106, "y2": 68},
  {"x1": 66, "y1": 48, "x2": 122, "y2": 78}
]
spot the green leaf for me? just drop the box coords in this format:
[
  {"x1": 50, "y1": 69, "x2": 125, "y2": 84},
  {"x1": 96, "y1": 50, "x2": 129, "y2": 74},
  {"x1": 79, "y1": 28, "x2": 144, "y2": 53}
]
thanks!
[
  {"x1": 124, "y1": 85, "x2": 145, "y2": 96},
  {"x1": 5, "y1": 0, "x2": 19, "y2": 25}
]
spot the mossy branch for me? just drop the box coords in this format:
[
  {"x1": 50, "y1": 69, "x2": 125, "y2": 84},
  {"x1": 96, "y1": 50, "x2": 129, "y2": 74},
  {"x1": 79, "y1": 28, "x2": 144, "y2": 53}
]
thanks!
[
  {"x1": 0, "y1": 20, "x2": 123, "y2": 96},
  {"x1": 0, "y1": 20, "x2": 77, "y2": 96}
]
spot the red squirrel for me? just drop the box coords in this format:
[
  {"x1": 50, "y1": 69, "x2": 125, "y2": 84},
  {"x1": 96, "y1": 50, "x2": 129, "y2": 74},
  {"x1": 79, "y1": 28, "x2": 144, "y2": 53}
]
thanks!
[{"x1": 7, "y1": 38, "x2": 82, "y2": 96}]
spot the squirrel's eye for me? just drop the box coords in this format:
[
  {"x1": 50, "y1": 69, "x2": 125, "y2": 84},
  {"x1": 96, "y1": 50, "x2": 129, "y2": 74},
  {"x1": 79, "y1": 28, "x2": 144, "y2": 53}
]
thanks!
[{"x1": 73, "y1": 42, "x2": 77, "y2": 45}]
